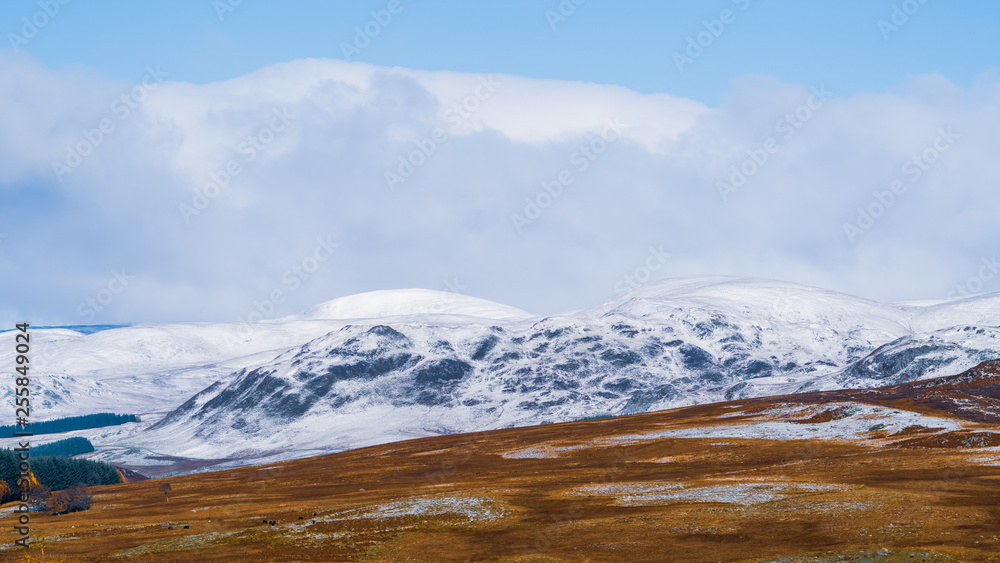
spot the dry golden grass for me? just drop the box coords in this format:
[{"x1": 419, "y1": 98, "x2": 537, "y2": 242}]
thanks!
[{"x1": 3, "y1": 365, "x2": 1000, "y2": 562}]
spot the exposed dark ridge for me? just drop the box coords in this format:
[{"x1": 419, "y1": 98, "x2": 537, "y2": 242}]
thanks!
[{"x1": 734, "y1": 358, "x2": 1000, "y2": 423}]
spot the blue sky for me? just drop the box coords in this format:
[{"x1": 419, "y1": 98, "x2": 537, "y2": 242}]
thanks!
[
  {"x1": 5, "y1": 0, "x2": 997, "y2": 103},
  {"x1": 1, "y1": 1, "x2": 999, "y2": 325}
]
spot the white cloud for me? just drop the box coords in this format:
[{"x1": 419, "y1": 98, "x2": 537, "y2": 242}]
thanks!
[{"x1": 1, "y1": 50, "x2": 998, "y2": 325}]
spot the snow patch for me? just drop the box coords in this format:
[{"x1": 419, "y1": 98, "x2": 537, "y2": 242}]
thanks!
[
  {"x1": 568, "y1": 480, "x2": 847, "y2": 506},
  {"x1": 325, "y1": 496, "x2": 508, "y2": 523}
]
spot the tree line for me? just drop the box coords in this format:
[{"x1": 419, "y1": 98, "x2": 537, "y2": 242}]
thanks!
[
  {"x1": 0, "y1": 412, "x2": 138, "y2": 438},
  {"x1": 0, "y1": 449, "x2": 122, "y2": 506},
  {"x1": 32, "y1": 437, "x2": 96, "y2": 457}
]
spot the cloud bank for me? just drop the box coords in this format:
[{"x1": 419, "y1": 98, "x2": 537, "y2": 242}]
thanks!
[{"x1": 1, "y1": 51, "x2": 998, "y2": 325}]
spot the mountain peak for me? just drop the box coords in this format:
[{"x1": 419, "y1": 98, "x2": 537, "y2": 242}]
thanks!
[{"x1": 295, "y1": 289, "x2": 534, "y2": 322}]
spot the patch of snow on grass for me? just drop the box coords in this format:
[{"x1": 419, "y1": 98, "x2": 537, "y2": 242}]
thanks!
[
  {"x1": 969, "y1": 455, "x2": 1000, "y2": 466},
  {"x1": 501, "y1": 444, "x2": 585, "y2": 459},
  {"x1": 326, "y1": 496, "x2": 508, "y2": 523},
  {"x1": 568, "y1": 481, "x2": 846, "y2": 506},
  {"x1": 605, "y1": 403, "x2": 960, "y2": 443},
  {"x1": 108, "y1": 531, "x2": 239, "y2": 558}
]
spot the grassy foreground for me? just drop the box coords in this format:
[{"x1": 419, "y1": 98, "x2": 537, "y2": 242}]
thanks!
[{"x1": 4, "y1": 363, "x2": 1000, "y2": 561}]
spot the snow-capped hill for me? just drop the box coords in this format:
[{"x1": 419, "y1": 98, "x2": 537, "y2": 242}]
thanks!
[
  {"x1": 0, "y1": 319, "x2": 347, "y2": 419},
  {"x1": 584, "y1": 276, "x2": 909, "y2": 333},
  {"x1": 909, "y1": 292, "x2": 1000, "y2": 333},
  {"x1": 296, "y1": 288, "x2": 534, "y2": 322},
  {"x1": 1, "y1": 320, "x2": 349, "y2": 376},
  {"x1": 17, "y1": 277, "x2": 1000, "y2": 470},
  {"x1": 828, "y1": 325, "x2": 1000, "y2": 390},
  {"x1": 578, "y1": 277, "x2": 915, "y2": 378},
  {"x1": 138, "y1": 279, "x2": 1000, "y2": 459}
]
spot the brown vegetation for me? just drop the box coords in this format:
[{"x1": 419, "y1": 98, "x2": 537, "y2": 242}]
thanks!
[{"x1": 2, "y1": 361, "x2": 999, "y2": 561}]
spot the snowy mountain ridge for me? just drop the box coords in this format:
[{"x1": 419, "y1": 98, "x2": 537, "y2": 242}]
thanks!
[
  {"x1": 293, "y1": 288, "x2": 534, "y2": 322},
  {"x1": 140, "y1": 278, "x2": 1000, "y2": 460},
  {"x1": 3, "y1": 277, "x2": 999, "y2": 469}
]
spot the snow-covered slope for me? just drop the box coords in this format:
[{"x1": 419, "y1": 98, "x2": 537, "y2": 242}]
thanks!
[
  {"x1": 909, "y1": 292, "x2": 1000, "y2": 332},
  {"x1": 295, "y1": 289, "x2": 532, "y2": 322},
  {"x1": 0, "y1": 320, "x2": 349, "y2": 417},
  {"x1": 6, "y1": 278, "x2": 999, "y2": 469},
  {"x1": 130, "y1": 278, "x2": 1000, "y2": 460},
  {"x1": 0, "y1": 290, "x2": 531, "y2": 420}
]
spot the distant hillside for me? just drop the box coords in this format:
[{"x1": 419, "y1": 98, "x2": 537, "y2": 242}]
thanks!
[
  {"x1": 4, "y1": 278, "x2": 1000, "y2": 470},
  {"x1": 141, "y1": 279, "x2": 1000, "y2": 461},
  {"x1": 33, "y1": 437, "x2": 96, "y2": 457},
  {"x1": 0, "y1": 450, "x2": 122, "y2": 503}
]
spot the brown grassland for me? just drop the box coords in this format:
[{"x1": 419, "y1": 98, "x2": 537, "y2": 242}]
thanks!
[{"x1": 4, "y1": 361, "x2": 1000, "y2": 562}]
